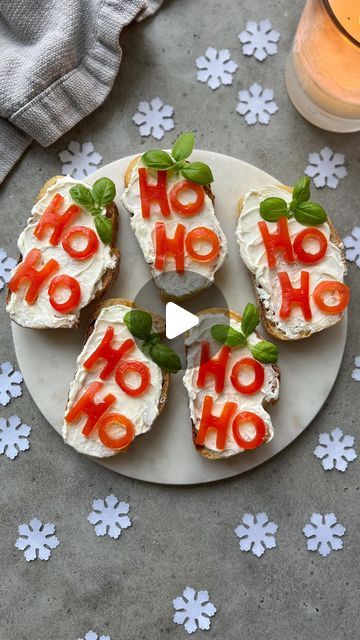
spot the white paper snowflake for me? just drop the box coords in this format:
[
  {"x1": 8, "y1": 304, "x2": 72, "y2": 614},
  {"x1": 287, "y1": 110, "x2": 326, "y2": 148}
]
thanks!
[
  {"x1": 0, "y1": 415, "x2": 31, "y2": 460},
  {"x1": 343, "y1": 226, "x2": 360, "y2": 267},
  {"x1": 132, "y1": 97, "x2": 175, "y2": 140},
  {"x1": 15, "y1": 518, "x2": 59, "y2": 561},
  {"x1": 173, "y1": 587, "x2": 217, "y2": 635},
  {"x1": 0, "y1": 362, "x2": 23, "y2": 407},
  {"x1": 303, "y1": 513, "x2": 346, "y2": 557},
  {"x1": 78, "y1": 631, "x2": 110, "y2": 640},
  {"x1": 351, "y1": 356, "x2": 360, "y2": 381},
  {"x1": 235, "y1": 512, "x2": 278, "y2": 557},
  {"x1": 0, "y1": 248, "x2": 16, "y2": 291},
  {"x1": 238, "y1": 20, "x2": 280, "y2": 61},
  {"x1": 236, "y1": 83, "x2": 278, "y2": 125},
  {"x1": 195, "y1": 47, "x2": 238, "y2": 90},
  {"x1": 305, "y1": 147, "x2": 347, "y2": 189},
  {"x1": 59, "y1": 141, "x2": 103, "y2": 179},
  {"x1": 87, "y1": 494, "x2": 131, "y2": 539},
  {"x1": 314, "y1": 427, "x2": 356, "y2": 472}
]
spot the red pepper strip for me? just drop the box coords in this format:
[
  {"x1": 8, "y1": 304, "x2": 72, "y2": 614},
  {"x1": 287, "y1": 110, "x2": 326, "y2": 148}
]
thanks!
[
  {"x1": 313, "y1": 281, "x2": 350, "y2": 315},
  {"x1": 83, "y1": 327, "x2": 135, "y2": 380},
  {"x1": 258, "y1": 217, "x2": 295, "y2": 269},
  {"x1": 138, "y1": 167, "x2": 170, "y2": 218},
  {"x1": 48, "y1": 275, "x2": 81, "y2": 313},
  {"x1": 34, "y1": 194, "x2": 80, "y2": 245},
  {"x1": 195, "y1": 395, "x2": 238, "y2": 451},
  {"x1": 169, "y1": 180, "x2": 205, "y2": 216},
  {"x1": 154, "y1": 222, "x2": 186, "y2": 272},
  {"x1": 197, "y1": 342, "x2": 231, "y2": 393},
  {"x1": 8, "y1": 248, "x2": 59, "y2": 304},
  {"x1": 65, "y1": 381, "x2": 116, "y2": 437},
  {"x1": 230, "y1": 357, "x2": 265, "y2": 395},
  {"x1": 115, "y1": 360, "x2": 151, "y2": 397},
  {"x1": 97, "y1": 412, "x2": 135, "y2": 450},
  {"x1": 185, "y1": 226, "x2": 220, "y2": 262},
  {"x1": 232, "y1": 412, "x2": 267, "y2": 450},
  {"x1": 293, "y1": 227, "x2": 328, "y2": 264},
  {"x1": 278, "y1": 270, "x2": 312, "y2": 320},
  {"x1": 62, "y1": 226, "x2": 99, "y2": 260}
]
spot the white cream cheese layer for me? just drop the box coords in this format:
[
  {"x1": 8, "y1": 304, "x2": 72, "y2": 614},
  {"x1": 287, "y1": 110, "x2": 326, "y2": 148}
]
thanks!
[
  {"x1": 7, "y1": 176, "x2": 117, "y2": 329},
  {"x1": 121, "y1": 159, "x2": 227, "y2": 297},
  {"x1": 183, "y1": 312, "x2": 279, "y2": 458},
  {"x1": 63, "y1": 303, "x2": 163, "y2": 458},
  {"x1": 236, "y1": 186, "x2": 346, "y2": 339}
]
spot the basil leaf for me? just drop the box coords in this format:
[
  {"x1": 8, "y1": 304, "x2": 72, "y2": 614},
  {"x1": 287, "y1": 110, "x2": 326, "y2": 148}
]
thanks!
[
  {"x1": 293, "y1": 201, "x2": 328, "y2": 226},
  {"x1": 92, "y1": 177, "x2": 116, "y2": 207},
  {"x1": 211, "y1": 324, "x2": 246, "y2": 347},
  {"x1": 181, "y1": 161, "x2": 213, "y2": 185},
  {"x1": 141, "y1": 150, "x2": 174, "y2": 170},
  {"x1": 124, "y1": 309, "x2": 152, "y2": 340},
  {"x1": 172, "y1": 132, "x2": 195, "y2": 162},
  {"x1": 259, "y1": 197, "x2": 288, "y2": 222},
  {"x1": 241, "y1": 303, "x2": 260, "y2": 338},
  {"x1": 142, "y1": 332, "x2": 162, "y2": 356},
  {"x1": 251, "y1": 341, "x2": 279, "y2": 364},
  {"x1": 94, "y1": 215, "x2": 113, "y2": 244},
  {"x1": 70, "y1": 185, "x2": 95, "y2": 209},
  {"x1": 149, "y1": 342, "x2": 181, "y2": 373},
  {"x1": 290, "y1": 175, "x2": 311, "y2": 209}
]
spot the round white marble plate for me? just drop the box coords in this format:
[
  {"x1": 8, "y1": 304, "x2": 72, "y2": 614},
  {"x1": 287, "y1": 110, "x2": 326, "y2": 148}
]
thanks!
[{"x1": 12, "y1": 151, "x2": 347, "y2": 484}]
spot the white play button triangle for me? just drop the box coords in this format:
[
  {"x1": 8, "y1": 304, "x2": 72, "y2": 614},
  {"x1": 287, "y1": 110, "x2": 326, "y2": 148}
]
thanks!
[{"x1": 166, "y1": 302, "x2": 199, "y2": 339}]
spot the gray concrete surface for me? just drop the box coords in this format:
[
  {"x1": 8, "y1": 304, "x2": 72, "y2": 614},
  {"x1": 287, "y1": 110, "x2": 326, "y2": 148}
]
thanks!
[{"x1": 0, "y1": 0, "x2": 360, "y2": 638}]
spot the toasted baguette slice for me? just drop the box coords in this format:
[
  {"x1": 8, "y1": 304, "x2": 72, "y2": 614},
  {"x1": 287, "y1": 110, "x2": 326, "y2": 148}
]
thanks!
[
  {"x1": 236, "y1": 184, "x2": 347, "y2": 341},
  {"x1": 183, "y1": 307, "x2": 280, "y2": 460},
  {"x1": 6, "y1": 175, "x2": 120, "y2": 329},
  {"x1": 121, "y1": 156, "x2": 227, "y2": 301},
  {"x1": 63, "y1": 297, "x2": 170, "y2": 458}
]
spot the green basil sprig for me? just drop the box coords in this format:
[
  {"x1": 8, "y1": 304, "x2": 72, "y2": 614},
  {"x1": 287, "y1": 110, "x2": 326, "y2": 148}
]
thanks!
[
  {"x1": 69, "y1": 177, "x2": 116, "y2": 244},
  {"x1": 211, "y1": 303, "x2": 279, "y2": 364},
  {"x1": 259, "y1": 176, "x2": 327, "y2": 226},
  {"x1": 141, "y1": 131, "x2": 213, "y2": 186},
  {"x1": 124, "y1": 309, "x2": 181, "y2": 374}
]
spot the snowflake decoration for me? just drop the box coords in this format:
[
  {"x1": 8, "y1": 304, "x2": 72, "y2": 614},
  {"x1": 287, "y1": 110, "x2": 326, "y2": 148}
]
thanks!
[
  {"x1": 15, "y1": 518, "x2": 59, "y2": 561},
  {"x1": 238, "y1": 20, "x2": 280, "y2": 61},
  {"x1": 132, "y1": 97, "x2": 174, "y2": 140},
  {"x1": 173, "y1": 587, "x2": 217, "y2": 634},
  {"x1": 303, "y1": 513, "x2": 346, "y2": 557},
  {"x1": 59, "y1": 141, "x2": 103, "y2": 179},
  {"x1": 0, "y1": 248, "x2": 16, "y2": 291},
  {"x1": 305, "y1": 147, "x2": 347, "y2": 189},
  {"x1": 235, "y1": 512, "x2": 278, "y2": 557},
  {"x1": 87, "y1": 494, "x2": 131, "y2": 539},
  {"x1": 0, "y1": 415, "x2": 31, "y2": 460},
  {"x1": 236, "y1": 83, "x2": 278, "y2": 125},
  {"x1": 195, "y1": 47, "x2": 238, "y2": 90},
  {"x1": 0, "y1": 362, "x2": 23, "y2": 407},
  {"x1": 351, "y1": 355, "x2": 360, "y2": 381},
  {"x1": 343, "y1": 226, "x2": 360, "y2": 267},
  {"x1": 78, "y1": 631, "x2": 110, "y2": 640},
  {"x1": 314, "y1": 427, "x2": 356, "y2": 472}
]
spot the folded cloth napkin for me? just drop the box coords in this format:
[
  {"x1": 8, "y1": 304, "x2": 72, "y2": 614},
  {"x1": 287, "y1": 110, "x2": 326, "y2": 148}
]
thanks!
[{"x1": 0, "y1": 0, "x2": 166, "y2": 183}]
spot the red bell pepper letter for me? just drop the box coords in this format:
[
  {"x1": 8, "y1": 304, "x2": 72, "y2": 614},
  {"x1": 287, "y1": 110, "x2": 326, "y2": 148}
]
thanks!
[
  {"x1": 279, "y1": 270, "x2": 312, "y2": 320},
  {"x1": 138, "y1": 168, "x2": 170, "y2": 218},
  {"x1": 195, "y1": 395, "x2": 238, "y2": 450},
  {"x1": 232, "y1": 411, "x2": 267, "y2": 450},
  {"x1": 197, "y1": 342, "x2": 231, "y2": 393},
  {"x1": 65, "y1": 381, "x2": 116, "y2": 437},
  {"x1": 83, "y1": 326, "x2": 135, "y2": 380},
  {"x1": 8, "y1": 248, "x2": 59, "y2": 304},
  {"x1": 155, "y1": 222, "x2": 186, "y2": 272},
  {"x1": 34, "y1": 194, "x2": 80, "y2": 245},
  {"x1": 258, "y1": 217, "x2": 295, "y2": 269}
]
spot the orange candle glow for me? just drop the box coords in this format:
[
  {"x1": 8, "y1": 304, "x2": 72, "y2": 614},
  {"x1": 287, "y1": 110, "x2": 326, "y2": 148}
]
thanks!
[{"x1": 286, "y1": 0, "x2": 360, "y2": 132}]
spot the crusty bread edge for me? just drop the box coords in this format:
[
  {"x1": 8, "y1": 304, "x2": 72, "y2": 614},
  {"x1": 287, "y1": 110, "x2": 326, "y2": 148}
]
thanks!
[
  {"x1": 237, "y1": 184, "x2": 347, "y2": 341},
  {"x1": 185, "y1": 307, "x2": 280, "y2": 461},
  {"x1": 7, "y1": 175, "x2": 121, "y2": 329}
]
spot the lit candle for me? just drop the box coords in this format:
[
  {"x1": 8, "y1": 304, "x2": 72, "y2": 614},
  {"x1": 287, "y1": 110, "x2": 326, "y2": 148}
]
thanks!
[{"x1": 286, "y1": 0, "x2": 360, "y2": 132}]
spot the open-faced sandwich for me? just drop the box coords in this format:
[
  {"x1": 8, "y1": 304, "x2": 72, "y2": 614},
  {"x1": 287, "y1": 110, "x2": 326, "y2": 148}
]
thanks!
[
  {"x1": 7, "y1": 176, "x2": 120, "y2": 329},
  {"x1": 63, "y1": 298, "x2": 181, "y2": 458},
  {"x1": 236, "y1": 177, "x2": 350, "y2": 340},
  {"x1": 183, "y1": 304, "x2": 280, "y2": 459},
  {"x1": 121, "y1": 132, "x2": 227, "y2": 300}
]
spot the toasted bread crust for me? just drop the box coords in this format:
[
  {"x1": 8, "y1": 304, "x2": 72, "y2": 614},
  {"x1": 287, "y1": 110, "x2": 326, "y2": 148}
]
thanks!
[
  {"x1": 237, "y1": 184, "x2": 347, "y2": 341},
  {"x1": 185, "y1": 307, "x2": 280, "y2": 460},
  {"x1": 7, "y1": 175, "x2": 120, "y2": 328}
]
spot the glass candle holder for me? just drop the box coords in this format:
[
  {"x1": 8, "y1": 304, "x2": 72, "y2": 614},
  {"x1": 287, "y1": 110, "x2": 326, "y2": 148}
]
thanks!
[{"x1": 286, "y1": 0, "x2": 360, "y2": 132}]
